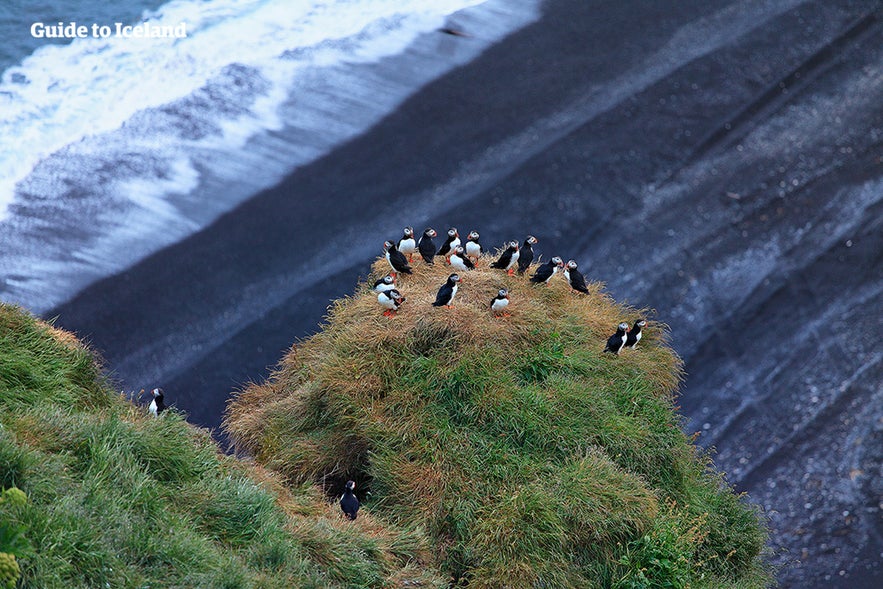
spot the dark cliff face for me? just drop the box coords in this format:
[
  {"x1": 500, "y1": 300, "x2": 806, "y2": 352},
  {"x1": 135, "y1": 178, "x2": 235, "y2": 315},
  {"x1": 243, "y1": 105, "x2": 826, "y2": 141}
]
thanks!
[{"x1": 50, "y1": 0, "x2": 882, "y2": 586}]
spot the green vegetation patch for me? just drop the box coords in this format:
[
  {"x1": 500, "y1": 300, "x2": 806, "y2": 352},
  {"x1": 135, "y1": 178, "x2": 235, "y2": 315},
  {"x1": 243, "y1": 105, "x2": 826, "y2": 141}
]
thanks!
[
  {"x1": 226, "y1": 256, "x2": 772, "y2": 588},
  {"x1": 0, "y1": 304, "x2": 443, "y2": 589}
]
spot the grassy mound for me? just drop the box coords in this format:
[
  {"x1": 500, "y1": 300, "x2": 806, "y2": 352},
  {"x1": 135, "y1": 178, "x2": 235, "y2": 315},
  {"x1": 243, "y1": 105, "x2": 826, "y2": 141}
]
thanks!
[
  {"x1": 0, "y1": 304, "x2": 444, "y2": 589},
  {"x1": 226, "y1": 254, "x2": 772, "y2": 588}
]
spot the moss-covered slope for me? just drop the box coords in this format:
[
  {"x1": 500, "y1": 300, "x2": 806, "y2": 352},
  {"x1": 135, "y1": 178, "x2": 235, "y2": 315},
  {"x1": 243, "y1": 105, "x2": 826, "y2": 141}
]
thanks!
[
  {"x1": 0, "y1": 304, "x2": 444, "y2": 589},
  {"x1": 226, "y1": 255, "x2": 772, "y2": 588}
]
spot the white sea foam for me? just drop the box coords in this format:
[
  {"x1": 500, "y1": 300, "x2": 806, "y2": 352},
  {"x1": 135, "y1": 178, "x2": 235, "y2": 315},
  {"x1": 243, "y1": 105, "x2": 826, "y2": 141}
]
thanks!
[{"x1": 0, "y1": 0, "x2": 540, "y2": 312}]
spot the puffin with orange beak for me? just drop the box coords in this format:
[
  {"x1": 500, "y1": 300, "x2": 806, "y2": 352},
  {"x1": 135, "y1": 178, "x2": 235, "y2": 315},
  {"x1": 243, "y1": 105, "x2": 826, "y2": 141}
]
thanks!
[{"x1": 491, "y1": 288, "x2": 510, "y2": 317}]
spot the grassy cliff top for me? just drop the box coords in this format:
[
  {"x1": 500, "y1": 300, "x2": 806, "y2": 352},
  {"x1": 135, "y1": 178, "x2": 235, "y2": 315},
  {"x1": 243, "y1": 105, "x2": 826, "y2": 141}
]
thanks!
[
  {"x1": 225, "y1": 254, "x2": 772, "y2": 588},
  {"x1": 0, "y1": 303, "x2": 445, "y2": 588}
]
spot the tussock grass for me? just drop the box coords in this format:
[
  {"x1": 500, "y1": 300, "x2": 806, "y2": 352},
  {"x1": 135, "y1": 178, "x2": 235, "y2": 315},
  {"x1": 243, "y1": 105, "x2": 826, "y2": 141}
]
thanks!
[
  {"x1": 0, "y1": 303, "x2": 444, "y2": 588},
  {"x1": 225, "y1": 255, "x2": 772, "y2": 587}
]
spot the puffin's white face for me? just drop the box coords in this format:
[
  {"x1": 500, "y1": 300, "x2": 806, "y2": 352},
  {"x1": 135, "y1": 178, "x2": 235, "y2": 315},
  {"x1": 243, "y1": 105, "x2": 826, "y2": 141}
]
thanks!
[
  {"x1": 384, "y1": 240, "x2": 394, "y2": 250},
  {"x1": 552, "y1": 256, "x2": 563, "y2": 266},
  {"x1": 152, "y1": 388, "x2": 161, "y2": 397},
  {"x1": 567, "y1": 260, "x2": 578, "y2": 270},
  {"x1": 619, "y1": 322, "x2": 629, "y2": 331},
  {"x1": 383, "y1": 275, "x2": 394, "y2": 285},
  {"x1": 427, "y1": 228, "x2": 437, "y2": 238},
  {"x1": 450, "y1": 274, "x2": 461, "y2": 283},
  {"x1": 468, "y1": 231, "x2": 479, "y2": 240},
  {"x1": 404, "y1": 227, "x2": 413, "y2": 237},
  {"x1": 498, "y1": 289, "x2": 508, "y2": 298},
  {"x1": 448, "y1": 228, "x2": 458, "y2": 238},
  {"x1": 510, "y1": 241, "x2": 519, "y2": 249},
  {"x1": 346, "y1": 480, "x2": 356, "y2": 491},
  {"x1": 527, "y1": 235, "x2": 538, "y2": 245},
  {"x1": 637, "y1": 320, "x2": 647, "y2": 327}
]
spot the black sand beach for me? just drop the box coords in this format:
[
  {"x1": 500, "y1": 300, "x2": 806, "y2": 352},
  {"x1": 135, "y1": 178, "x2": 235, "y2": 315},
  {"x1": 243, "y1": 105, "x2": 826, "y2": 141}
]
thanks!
[{"x1": 49, "y1": 0, "x2": 882, "y2": 586}]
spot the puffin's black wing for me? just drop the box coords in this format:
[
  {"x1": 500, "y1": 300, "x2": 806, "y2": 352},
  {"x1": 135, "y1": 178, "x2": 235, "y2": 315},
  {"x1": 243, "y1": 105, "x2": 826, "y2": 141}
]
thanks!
[
  {"x1": 340, "y1": 493, "x2": 359, "y2": 520},
  {"x1": 389, "y1": 249, "x2": 412, "y2": 274},
  {"x1": 432, "y1": 283, "x2": 453, "y2": 307},
  {"x1": 570, "y1": 269, "x2": 589, "y2": 293},
  {"x1": 418, "y1": 237, "x2": 436, "y2": 264},
  {"x1": 490, "y1": 249, "x2": 513, "y2": 269},
  {"x1": 517, "y1": 246, "x2": 534, "y2": 274},
  {"x1": 603, "y1": 334, "x2": 621, "y2": 353},
  {"x1": 530, "y1": 262, "x2": 553, "y2": 283}
]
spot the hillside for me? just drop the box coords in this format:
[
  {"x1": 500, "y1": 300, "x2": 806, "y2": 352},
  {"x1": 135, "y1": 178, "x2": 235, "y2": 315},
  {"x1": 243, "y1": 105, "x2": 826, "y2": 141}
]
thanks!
[
  {"x1": 0, "y1": 303, "x2": 444, "y2": 588},
  {"x1": 225, "y1": 253, "x2": 773, "y2": 588}
]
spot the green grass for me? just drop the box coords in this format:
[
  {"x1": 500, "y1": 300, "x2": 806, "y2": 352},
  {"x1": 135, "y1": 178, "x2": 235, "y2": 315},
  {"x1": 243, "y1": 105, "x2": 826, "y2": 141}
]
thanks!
[
  {"x1": 226, "y1": 255, "x2": 773, "y2": 588},
  {"x1": 0, "y1": 303, "x2": 444, "y2": 589}
]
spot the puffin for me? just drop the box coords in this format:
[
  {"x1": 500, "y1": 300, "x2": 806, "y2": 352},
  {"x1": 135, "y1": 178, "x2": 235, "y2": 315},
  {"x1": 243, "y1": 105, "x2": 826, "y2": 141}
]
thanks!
[
  {"x1": 384, "y1": 240, "x2": 412, "y2": 277},
  {"x1": 418, "y1": 227, "x2": 437, "y2": 264},
  {"x1": 436, "y1": 227, "x2": 460, "y2": 262},
  {"x1": 397, "y1": 227, "x2": 417, "y2": 261},
  {"x1": 563, "y1": 260, "x2": 589, "y2": 294},
  {"x1": 490, "y1": 241, "x2": 520, "y2": 275},
  {"x1": 490, "y1": 288, "x2": 510, "y2": 317},
  {"x1": 517, "y1": 235, "x2": 538, "y2": 275},
  {"x1": 378, "y1": 288, "x2": 405, "y2": 317},
  {"x1": 432, "y1": 273, "x2": 461, "y2": 308},
  {"x1": 449, "y1": 246, "x2": 475, "y2": 272},
  {"x1": 625, "y1": 319, "x2": 647, "y2": 349},
  {"x1": 530, "y1": 256, "x2": 564, "y2": 284},
  {"x1": 340, "y1": 480, "x2": 359, "y2": 521},
  {"x1": 464, "y1": 230, "x2": 482, "y2": 264},
  {"x1": 148, "y1": 388, "x2": 166, "y2": 416},
  {"x1": 372, "y1": 274, "x2": 396, "y2": 293},
  {"x1": 604, "y1": 322, "x2": 630, "y2": 355}
]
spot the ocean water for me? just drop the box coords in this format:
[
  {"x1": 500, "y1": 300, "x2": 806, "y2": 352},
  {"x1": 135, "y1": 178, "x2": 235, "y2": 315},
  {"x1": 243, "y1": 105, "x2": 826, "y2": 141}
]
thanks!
[{"x1": 0, "y1": 0, "x2": 539, "y2": 313}]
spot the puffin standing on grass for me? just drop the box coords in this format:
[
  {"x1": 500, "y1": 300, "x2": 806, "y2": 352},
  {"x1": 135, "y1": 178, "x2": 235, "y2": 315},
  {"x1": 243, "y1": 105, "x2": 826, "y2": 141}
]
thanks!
[
  {"x1": 418, "y1": 228, "x2": 438, "y2": 264},
  {"x1": 340, "y1": 480, "x2": 359, "y2": 521},
  {"x1": 437, "y1": 228, "x2": 460, "y2": 263},
  {"x1": 530, "y1": 256, "x2": 564, "y2": 284},
  {"x1": 373, "y1": 274, "x2": 396, "y2": 293},
  {"x1": 397, "y1": 227, "x2": 417, "y2": 261},
  {"x1": 384, "y1": 240, "x2": 412, "y2": 277},
  {"x1": 148, "y1": 388, "x2": 166, "y2": 416},
  {"x1": 517, "y1": 235, "x2": 538, "y2": 275},
  {"x1": 432, "y1": 274, "x2": 461, "y2": 308},
  {"x1": 604, "y1": 322, "x2": 630, "y2": 355},
  {"x1": 378, "y1": 289, "x2": 406, "y2": 317},
  {"x1": 491, "y1": 288, "x2": 510, "y2": 317},
  {"x1": 625, "y1": 319, "x2": 647, "y2": 349},
  {"x1": 563, "y1": 260, "x2": 589, "y2": 294},
  {"x1": 490, "y1": 241, "x2": 520, "y2": 275},
  {"x1": 450, "y1": 246, "x2": 475, "y2": 272},
  {"x1": 464, "y1": 230, "x2": 482, "y2": 264}
]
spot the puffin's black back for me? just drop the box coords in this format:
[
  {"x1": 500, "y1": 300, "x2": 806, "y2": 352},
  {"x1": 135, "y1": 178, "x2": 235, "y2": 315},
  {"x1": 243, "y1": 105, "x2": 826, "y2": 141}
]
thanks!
[
  {"x1": 491, "y1": 246, "x2": 514, "y2": 269},
  {"x1": 530, "y1": 260, "x2": 554, "y2": 283},
  {"x1": 418, "y1": 231, "x2": 436, "y2": 263},
  {"x1": 340, "y1": 484, "x2": 359, "y2": 520},
  {"x1": 517, "y1": 240, "x2": 534, "y2": 274}
]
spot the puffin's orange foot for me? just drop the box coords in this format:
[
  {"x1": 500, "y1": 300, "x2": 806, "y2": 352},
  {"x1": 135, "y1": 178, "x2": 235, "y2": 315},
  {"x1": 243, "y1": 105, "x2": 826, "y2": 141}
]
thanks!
[{"x1": 507, "y1": 268, "x2": 515, "y2": 276}]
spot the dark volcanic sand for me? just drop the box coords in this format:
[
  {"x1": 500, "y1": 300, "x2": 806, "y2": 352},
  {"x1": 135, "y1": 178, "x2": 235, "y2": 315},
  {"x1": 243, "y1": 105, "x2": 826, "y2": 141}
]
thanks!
[{"x1": 49, "y1": 0, "x2": 882, "y2": 586}]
